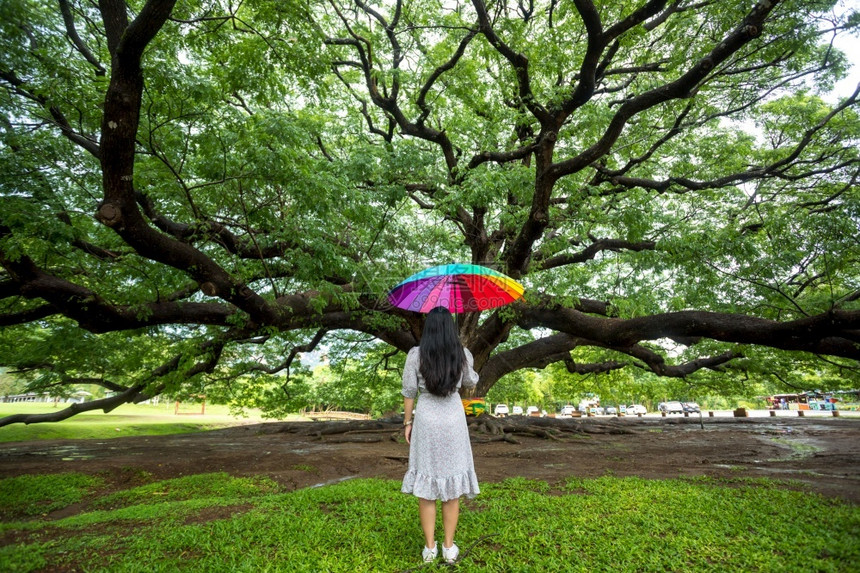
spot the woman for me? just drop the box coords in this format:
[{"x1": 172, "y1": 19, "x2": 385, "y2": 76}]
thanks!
[{"x1": 401, "y1": 306, "x2": 480, "y2": 563}]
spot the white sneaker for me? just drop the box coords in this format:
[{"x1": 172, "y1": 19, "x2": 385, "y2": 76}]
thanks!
[
  {"x1": 442, "y1": 542, "x2": 459, "y2": 563},
  {"x1": 422, "y1": 542, "x2": 438, "y2": 562}
]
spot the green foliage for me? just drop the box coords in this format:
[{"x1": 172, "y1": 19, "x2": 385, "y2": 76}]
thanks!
[
  {"x1": 218, "y1": 336, "x2": 406, "y2": 417},
  {"x1": 0, "y1": 368, "x2": 28, "y2": 397},
  {"x1": 0, "y1": 322, "x2": 191, "y2": 398},
  {"x1": 1, "y1": 474, "x2": 858, "y2": 571}
]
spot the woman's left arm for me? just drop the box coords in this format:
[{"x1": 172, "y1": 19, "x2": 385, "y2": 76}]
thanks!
[
  {"x1": 462, "y1": 348, "x2": 479, "y2": 388},
  {"x1": 403, "y1": 397, "x2": 415, "y2": 444},
  {"x1": 401, "y1": 348, "x2": 419, "y2": 444}
]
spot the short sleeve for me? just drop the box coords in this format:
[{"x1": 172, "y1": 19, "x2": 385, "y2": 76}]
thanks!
[
  {"x1": 401, "y1": 347, "x2": 420, "y2": 399},
  {"x1": 461, "y1": 348, "x2": 479, "y2": 389}
]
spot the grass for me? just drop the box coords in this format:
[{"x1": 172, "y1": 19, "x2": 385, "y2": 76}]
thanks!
[
  {"x1": 0, "y1": 403, "x2": 302, "y2": 443},
  {"x1": 769, "y1": 437, "x2": 823, "y2": 458},
  {"x1": 1, "y1": 473, "x2": 858, "y2": 572},
  {"x1": 0, "y1": 473, "x2": 103, "y2": 517}
]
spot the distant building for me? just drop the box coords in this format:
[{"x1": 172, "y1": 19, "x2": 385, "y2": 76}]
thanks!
[{"x1": 2, "y1": 391, "x2": 91, "y2": 404}]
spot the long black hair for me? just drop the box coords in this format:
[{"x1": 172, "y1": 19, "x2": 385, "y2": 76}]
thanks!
[{"x1": 419, "y1": 307, "x2": 466, "y2": 397}]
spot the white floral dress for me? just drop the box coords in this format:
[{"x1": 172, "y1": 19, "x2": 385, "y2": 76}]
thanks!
[{"x1": 401, "y1": 346, "x2": 480, "y2": 501}]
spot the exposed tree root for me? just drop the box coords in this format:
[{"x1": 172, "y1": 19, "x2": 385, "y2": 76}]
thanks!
[
  {"x1": 285, "y1": 413, "x2": 639, "y2": 443},
  {"x1": 299, "y1": 420, "x2": 393, "y2": 436},
  {"x1": 319, "y1": 434, "x2": 389, "y2": 443},
  {"x1": 471, "y1": 434, "x2": 521, "y2": 444},
  {"x1": 466, "y1": 413, "x2": 638, "y2": 439}
]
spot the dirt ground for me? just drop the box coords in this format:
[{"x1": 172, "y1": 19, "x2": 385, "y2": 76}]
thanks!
[{"x1": 2, "y1": 416, "x2": 859, "y2": 506}]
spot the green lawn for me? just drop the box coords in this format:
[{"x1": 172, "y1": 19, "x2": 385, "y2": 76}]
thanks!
[
  {"x1": 0, "y1": 402, "x2": 297, "y2": 442},
  {"x1": 1, "y1": 472, "x2": 858, "y2": 572}
]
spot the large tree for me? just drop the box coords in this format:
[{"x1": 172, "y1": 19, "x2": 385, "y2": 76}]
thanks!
[{"x1": 1, "y1": 0, "x2": 858, "y2": 425}]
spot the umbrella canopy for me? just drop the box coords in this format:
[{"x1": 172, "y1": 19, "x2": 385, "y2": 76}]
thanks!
[{"x1": 388, "y1": 263, "x2": 524, "y2": 313}]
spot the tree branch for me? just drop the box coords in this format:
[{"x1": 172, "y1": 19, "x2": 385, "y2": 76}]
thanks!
[
  {"x1": 550, "y1": 0, "x2": 780, "y2": 180},
  {"x1": 470, "y1": 0, "x2": 552, "y2": 126},
  {"x1": 535, "y1": 237, "x2": 657, "y2": 270},
  {"x1": 59, "y1": 0, "x2": 106, "y2": 76},
  {"x1": 0, "y1": 69, "x2": 102, "y2": 159},
  {"x1": 626, "y1": 346, "x2": 741, "y2": 377},
  {"x1": 0, "y1": 227, "x2": 234, "y2": 332},
  {"x1": 0, "y1": 383, "x2": 147, "y2": 427},
  {"x1": 516, "y1": 303, "x2": 860, "y2": 359},
  {"x1": 0, "y1": 304, "x2": 59, "y2": 326}
]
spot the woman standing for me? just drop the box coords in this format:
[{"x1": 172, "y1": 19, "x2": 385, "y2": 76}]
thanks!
[{"x1": 401, "y1": 306, "x2": 480, "y2": 563}]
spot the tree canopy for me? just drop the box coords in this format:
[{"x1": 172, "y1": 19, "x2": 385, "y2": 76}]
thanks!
[{"x1": 1, "y1": 0, "x2": 858, "y2": 425}]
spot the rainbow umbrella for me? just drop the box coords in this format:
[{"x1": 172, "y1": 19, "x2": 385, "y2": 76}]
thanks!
[{"x1": 388, "y1": 263, "x2": 524, "y2": 313}]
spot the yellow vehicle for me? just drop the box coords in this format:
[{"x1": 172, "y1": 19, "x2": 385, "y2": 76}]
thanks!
[{"x1": 461, "y1": 398, "x2": 486, "y2": 416}]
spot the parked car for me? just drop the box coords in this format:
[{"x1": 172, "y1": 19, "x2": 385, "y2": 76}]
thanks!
[
  {"x1": 658, "y1": 401, "x2": 684, "y2": 414},
  {"x1": 682, "y1": 402, "x2": 701, "y2": 413},
  {"x1": 511, "y1": 406, "x2": 523, "y2": 415},
  {"x1": 560, "y1": 404, "x2": 576, "y2": 416},
  {"x1": 578, "y1": 400, "x2": 600, "y2": 413},
  {"x1": 494, "y1": 403, "x2": 509, "y2": 416},
  {"x1": 618, "y1": 405, "x2": 627, "y2": 414},
  {"x1": 605, "y1": 406, "x2": 618, "y2": 415},
  {"x1": 627, "y1": 404, "x2": 647, "y2": 415},
  {"x1": 590, "y1": 406, "x2": 604, "y2": 415},
  {"x1": 526, "y1": 406, "x2": 541, "y2": 416}
]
